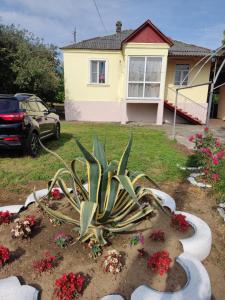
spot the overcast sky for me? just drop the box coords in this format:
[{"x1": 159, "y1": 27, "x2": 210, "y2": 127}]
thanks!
[{"x1": 0, "y1": 0, "x2": 225, "y2": 50}]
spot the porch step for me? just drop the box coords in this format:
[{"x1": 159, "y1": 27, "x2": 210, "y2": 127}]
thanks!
[{"x1": 164, "y1": 100, "x2": 203, "y2": 125}]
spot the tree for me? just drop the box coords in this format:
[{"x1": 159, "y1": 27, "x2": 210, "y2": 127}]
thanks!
[{"x1": 0, "y1": 24, "x2": 64, "y2": 101}]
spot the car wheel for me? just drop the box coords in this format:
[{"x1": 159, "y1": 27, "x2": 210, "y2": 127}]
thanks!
[
  {"x1": 53, "y1": 123, "x2": 60, "y2": 140},
  {"x1": 27, "y1": 132, "x2": 40, "y2": 157}
]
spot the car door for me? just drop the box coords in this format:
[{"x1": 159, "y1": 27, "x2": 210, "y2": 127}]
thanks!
[
  {"x1": 26, "y1": 100, "x2": 47, "y2": 138},
  {"x1": 36, "y1": 101, "x2": 55, "y2": 134}
]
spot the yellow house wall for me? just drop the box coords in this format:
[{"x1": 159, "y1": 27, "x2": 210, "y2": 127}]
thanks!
[
  {"x1": 63, "y1": 49, "x2": 124, "y2": 102},
  {"x1": 218, "y1": 86, "x2": 225, "y2": 120},
  {"x1": 165, "y1": 57, "x2": 211, "y2": 103}
]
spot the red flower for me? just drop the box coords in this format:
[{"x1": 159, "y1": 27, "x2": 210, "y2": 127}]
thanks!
[
  {"x1": 204, "y1": 127, "x2": 209, "y2": 132},
  {"x1": 54, "y1": 272, "x2": 87, "y2": 299},
  {"x1": 171, "y1": 213, "x2": 190, "y2": 232},
  {"x1": 51, "y1": 188, "x2": 63, "y2": 200},
  {"x1": 212, "y1": 156, "x2": 219, "y2": 166},
  {"x1": 217, "y1": 150, "x2": 225, "y2": 159},
  {"x1": 212, "y1": 173, "x2": 220, "y2": 181},
  {"x1": 149, "y1": 230, "x2": 165, "y2": 241},
  {"x1": 188, "y1": 135, "x2": 194, "y2": 142},
  {"x1": 0, "y1": 245, "x2": 10, "y2": 267},
  {"x1": 147, "y1": 251, "x2": 171, "y2": 276},
  {"x1": 24, "y1": 215, "x2": 36, "y2": 227},
  {"x1": 0, "y1": 211, "x2": 13, "y2": 225},
  {"x1": 196, "y1": 133, "x2": 203, "y2": 139},
  {"x1": 33, "y1": 252, "x2": 62, "y2": 273}
]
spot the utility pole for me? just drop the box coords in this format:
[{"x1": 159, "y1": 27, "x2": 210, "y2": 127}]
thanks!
[{"x1": 73, "y1": 27, "x2": 76, "y2": 43}]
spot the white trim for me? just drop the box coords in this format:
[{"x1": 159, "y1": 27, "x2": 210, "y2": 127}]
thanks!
[{"x1": 88, "y1": 58, "x2": 108, "y2": 85}]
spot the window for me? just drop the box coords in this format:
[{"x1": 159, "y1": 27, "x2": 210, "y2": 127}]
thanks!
[
  {"x1": 128, "y1": 56, "x2": 162, "y2": 98},
  {"x1": 90, "y1": 60, "x2": 106, "y2": 84},
  {"x1": 36, "y1": 101, "x2": 48, "y2": 112},
  {"x1": 174, "y1": 64, "x2": 189, "y2": 86},
  {"x1": 27, "y1": 101, "x2": 39, "y2": 112}
]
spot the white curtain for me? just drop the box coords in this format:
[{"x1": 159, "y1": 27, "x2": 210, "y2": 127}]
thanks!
[{"x1": 145, "y1": 57, "x2": 162, "y2": 82}]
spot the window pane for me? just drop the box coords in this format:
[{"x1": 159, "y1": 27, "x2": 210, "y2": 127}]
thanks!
[
  {"x1": 128, "y1": 83, "x2": 143, "y2": 97},
  {"x1": 27, "y1": 101, "x2": 39, "y2": 112},
  {"x1": 99, "y1": 61, "x2": 105, "y2": 83},
  {"x1": 91, "y1": 61, "x2": 98, "y2": 83},
  {"x1": 144, "y1": 83, "x2": 160, "y2": 98},
  {"x1": 129, "y1": 57, "x2": 145, "y2": 81},
  {"x1": 37, "y1": 101, "x2": 48, "y2": 112},
  {"x1": 0, "y1": 99, "x2": 19, "y2": 113},
  {"x1": 175, "y1": 64, "x2": 189, "y2": 85},
  {"x1": 146, "y1": 57, "x2": 162, "y2": 82}
]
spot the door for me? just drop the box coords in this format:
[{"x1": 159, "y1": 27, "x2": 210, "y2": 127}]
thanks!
[
  {"x1": 36, "y1": 101, "x2": 55, "y2": 134},
  {"x1": 27, "y1": 100, "x2": 48, "y2": 138}
]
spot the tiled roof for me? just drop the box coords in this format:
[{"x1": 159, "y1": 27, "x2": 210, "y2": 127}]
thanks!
[{"x1": 61, "y1": 30, "x2": 211, "y2": 56}]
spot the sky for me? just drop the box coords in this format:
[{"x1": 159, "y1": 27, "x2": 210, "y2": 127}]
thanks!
[{"x1": 0, "y1": 0, "x2": 225, "y2": 51}]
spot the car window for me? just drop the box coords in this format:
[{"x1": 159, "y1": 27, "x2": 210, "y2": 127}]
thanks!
[
  {"x1": 19, "y1": 101, "x2": 28, "y2": 111},
  {"x1": 0, "y1": 99, "x2": 19, "y2": 113},
  {"x1": 36, "y1": 101, "x2": 48, "y2": 112},
  {"x1": 27, "y1": 101, "x2": 39, "y2": 113}
]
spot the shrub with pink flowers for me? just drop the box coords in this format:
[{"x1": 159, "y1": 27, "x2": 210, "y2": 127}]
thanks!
[
  {"x1": 188, "y1": 128, "x2": 225, "y2": 183},
  {"x1": 33, "y1": 252, "x2": 62, "y2": 273},
  {"x1": 147, "y1": 250, "x2": 172, "y2": 276},
  {"x1": 0, "y1": 245, "x2": 10, "y2": 267},
  {"x1": 54, "y1": 272, "x2": 87, "y2": 300}
]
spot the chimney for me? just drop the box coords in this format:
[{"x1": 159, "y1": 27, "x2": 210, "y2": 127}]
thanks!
[{"x1": 116, "y1": 21, "x2": 122, "y2": 33}]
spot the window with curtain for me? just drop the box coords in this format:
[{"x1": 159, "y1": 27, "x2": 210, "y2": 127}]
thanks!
[
  {"x1": 90, "y1": 60, "x2": 106, "y2": 84},
  {"x1": 174, "y1": 64, "x2": 189, "y2": 86},
  {"x1": 128, "y1": 56, "x2": 162, "y2": 98}
]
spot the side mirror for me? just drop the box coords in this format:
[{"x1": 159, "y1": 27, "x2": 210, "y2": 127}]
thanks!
[{"x1": 48, "y1": 108, "x2": 56, "y2": 113}]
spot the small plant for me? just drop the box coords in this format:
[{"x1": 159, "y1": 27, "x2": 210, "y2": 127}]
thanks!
[
  {"x1": 150, "y1": 229, "x2": 165, "y2": 241},
  {"x1": 147, "y1": 250, "x2": 172, "y2": 276},
  {"x1": 33, "y1": 252, "x2": 62, "y2": 273},
  {"x1": 0, "y1": 211, "x2": 14, "y2": 225},
  {"x1": 54, "y1": 272, "x2": 87, "y2": 300},
  {"x1": 88, "y1": 240, "x2": 102, "y2": 259},
  {"x1": 130, "y1": 233, "x2": 145, "y2": 246},
  {"x1": 137, "y1": 248, "x2": 148, "y2": 257},
  {"x1": 51, "y1": 188, "x2": 63, "y2": 200},
  {"x1": 0, "y1": 245, "x2": 10, "y2": 267},
  {"x1": 54, "y1": 232, "x2": 73, "y2": 248},
  {"x1": 171, "y1": 213, "x2": 190, "y2": 232},
  {"x1": 102, "y1": 249, "x2": 123, "y2": 274},
  {"x1": 11, "y1": 215, "x2": 36, "y2": 239}
]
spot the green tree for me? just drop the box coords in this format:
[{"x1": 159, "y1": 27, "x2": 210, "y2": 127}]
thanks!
[
  {"x1": 0, "y1": 24, "x2": 63, "y2": 101},
  {"x1": 222, "y1": 30, "x2": 225, "y2": 45}
]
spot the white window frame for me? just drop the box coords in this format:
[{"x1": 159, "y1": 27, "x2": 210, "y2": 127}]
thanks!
[
  {"x1": 174, "y1": 64, "x2": 190, "y2": 86},
  {"x1": 127, "y1": 56, "x2": 162, "y2": 99},
  {"x1": 88, "y1": 59, "x2": 108, "y2": 85}
]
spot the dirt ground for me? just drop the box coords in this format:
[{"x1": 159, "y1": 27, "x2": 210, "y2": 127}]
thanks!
[{"x1": 0, "y1": 180, "x2": 224, "y2": 300}]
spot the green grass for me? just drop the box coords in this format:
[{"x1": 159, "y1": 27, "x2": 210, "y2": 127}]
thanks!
[{"x1": 0, "y1": 122, "x2": 188, "y2": 193}]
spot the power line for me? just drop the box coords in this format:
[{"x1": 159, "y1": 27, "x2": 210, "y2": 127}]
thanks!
[{"x1": 92, "y1": 0, "x2": 107, "y2": 34}]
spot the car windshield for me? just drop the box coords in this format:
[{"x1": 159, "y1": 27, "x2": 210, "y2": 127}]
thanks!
[{"x1": 0, "y1": 99, "x2": 19, "y2": 113}]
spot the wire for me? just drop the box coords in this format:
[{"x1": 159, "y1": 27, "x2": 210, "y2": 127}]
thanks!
[{"x1": 92, "y1": 0, "x2": 107, "y2": 34}]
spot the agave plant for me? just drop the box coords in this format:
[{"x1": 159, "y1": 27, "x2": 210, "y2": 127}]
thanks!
[{"x1": 36, "y1": 136, "x2": 162, "y2": 245}]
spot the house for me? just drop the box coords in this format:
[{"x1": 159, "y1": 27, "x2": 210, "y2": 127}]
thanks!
[{"x1": 61, "y1": 20, "x2": 216, "y2": 125}]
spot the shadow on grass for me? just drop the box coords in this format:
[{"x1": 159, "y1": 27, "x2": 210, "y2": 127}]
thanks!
[{"x1": 0, "y1": 132, "x2": 73, "y2": 158}]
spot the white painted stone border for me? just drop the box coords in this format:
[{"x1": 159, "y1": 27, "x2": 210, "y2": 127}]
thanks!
[
  {"x1": 176, "y1": 211, "x2": 212, "y2": 261},
  {"x1": 149, "y1": 188, "x2": 176, "y2": 212},
  {"x1": 101, "y1": 295, "x2": 125, "y2": 300},
  {"x1": 217, "y1": 202, "x2": 225, "y2": 221},
  {"x1": 177, "y1": 164, "x2": 211, "y2": 188},
  {"x1": 0, "y1": 276, "x2": 39, "y2": 300},
  {"x1": 131, "y1": 252, "x2": 211, "y2": 300}
]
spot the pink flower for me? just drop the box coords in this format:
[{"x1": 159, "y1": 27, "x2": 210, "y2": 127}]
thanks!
[
  {"x1": 188, "y1": 135, "x2": 194, "y2": 142},
  {"x1": 215, "y1": 138, "x2": 221, "y2": 148},
  {"x1": 217, "y1": 150, "x2": 225, "y2": 159},
  {"x1": 212, "y1": 173, "x2": 220, "y2": 181},
  {"x1": 204, "y1": 127, "x2": 209, "y2": 132},
  {"x1": 196, "y1": 133, "x2": 203, "y2": 139},
  {"x1": 212, "y1": 156, "x2": 219, "y2": 165},
  {"x1": 202, "y1": 148, "x2": 212, "y2": 157}
]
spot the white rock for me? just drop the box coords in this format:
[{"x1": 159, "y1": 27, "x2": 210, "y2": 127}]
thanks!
[
  {"x1": 176, "y1": 211, "x2": 212, "y2": 261},
  {"x1": 0, "y1": 276, "x2": 39, "y2": 300},
  {"x1": 131, "y1": 253, "x2": 211, "y2": 300},
  {"x1": 101, "y1": 295, "x2": 124, "y2": 300},
  {"x1": 24, "y1": 188, "x2": 48, "y2": 207},
  {"x1": 149, "y1": 188, "x2": 176, "y2": 212},
  {"x1": 0, "y1": 205, "x2": 24, "y2": 213}
]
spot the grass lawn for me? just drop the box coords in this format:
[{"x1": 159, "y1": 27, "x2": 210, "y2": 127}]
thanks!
[{"x1": 0, "y1": 122, "x2": 188, "y2": 192}]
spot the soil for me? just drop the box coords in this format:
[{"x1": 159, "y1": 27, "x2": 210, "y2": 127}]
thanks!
[{"x1": 0, "y1": 180, "x2": 224, "y2": 300}]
